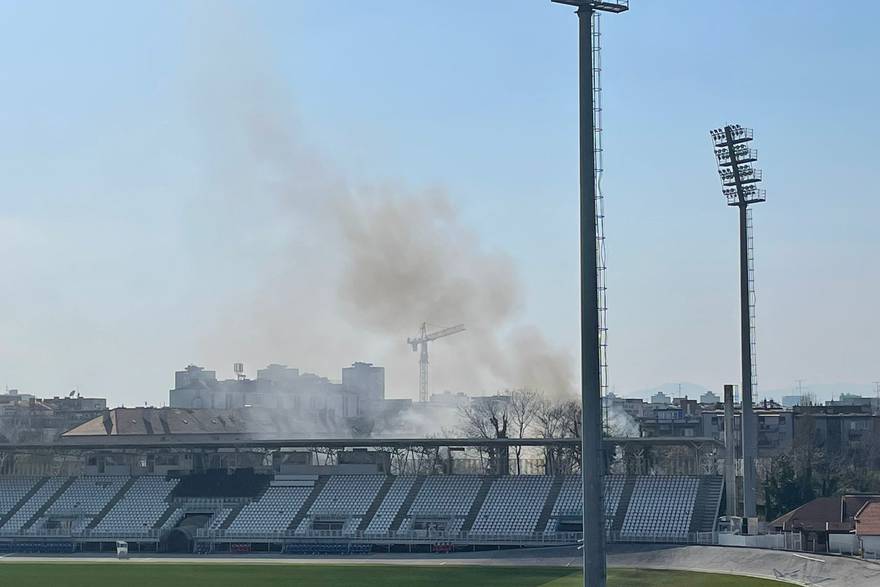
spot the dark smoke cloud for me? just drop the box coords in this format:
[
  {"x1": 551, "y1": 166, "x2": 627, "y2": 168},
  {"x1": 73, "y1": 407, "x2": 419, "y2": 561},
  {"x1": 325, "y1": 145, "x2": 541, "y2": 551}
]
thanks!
[{"x1": 188, "y1": 3, "x2": 576, "y2": 400}]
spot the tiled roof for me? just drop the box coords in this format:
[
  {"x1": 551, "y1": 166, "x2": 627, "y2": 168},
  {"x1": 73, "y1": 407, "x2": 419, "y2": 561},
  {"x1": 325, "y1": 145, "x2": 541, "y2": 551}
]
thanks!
[
  {"x1": 62, "y1": 407, "x2": 325, "y2": 437},
  {"x1": 771, "y1": 495, "x2": 880, "y2": 533},
  {"x1": 770, "y1": 497, "x2": 841, "y2": 532},
  {"x1": 855, "y1": 501, "x2": 880, "y2": 536}
]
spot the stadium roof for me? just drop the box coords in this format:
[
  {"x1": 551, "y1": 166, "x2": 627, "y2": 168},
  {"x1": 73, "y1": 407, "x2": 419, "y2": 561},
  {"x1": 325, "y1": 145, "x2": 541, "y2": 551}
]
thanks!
[
  {"x1": 0, "y1": 406, "x2": 724, "y2": 451},
  {"x1": 61, "y1": 406, "x2": 359, "y2": 440},
  {"x1": 1, "y1": 438, "x2": 722, "y2": 454}
]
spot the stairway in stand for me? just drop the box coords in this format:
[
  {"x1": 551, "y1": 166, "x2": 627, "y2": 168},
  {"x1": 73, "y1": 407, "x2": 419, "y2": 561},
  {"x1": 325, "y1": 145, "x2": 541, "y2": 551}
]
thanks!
[
  {"x1": 535, "y1": 475, "x2": 565, "y2": 533},
  {"x1": 388, "y1": 476, "x2": 426, "y2": 534},
  {"x1": 357, "y1": 476, "x2": 395, "y2": 533},
  {"x1": 460, "y1": 476, "x2": 495, "y2": 535}
]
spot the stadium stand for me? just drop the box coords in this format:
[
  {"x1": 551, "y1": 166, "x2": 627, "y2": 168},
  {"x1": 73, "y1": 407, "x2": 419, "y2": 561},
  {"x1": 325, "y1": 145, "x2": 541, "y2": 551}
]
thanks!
[
  {"x1": 604, "y1": 475, "x2": 628, "y2": 531},
  {"x1": 689, "y1": 476, "x2": 724, "y2": 534},
  {"x1": 534, "y1": 475, "x2": 564, "y2": 533},
  {"x1": 470, "y1": 475, "x2": 552, "y2": 535},
  {"x1": 93, "y1": 476, "x2": 180, "y2": 535},
  {"x1": 0, "y1": 477, "x2": 40, "y2": 518},
  {"x1": 0, "y1": 472, "x2": 724, "y2": 549},
  {"x1": 620, "y1": 475, "x2": 699, "y2": 539},
  {"x1": 364, "y1": 476, "x2": 415, "y2": 535},
  {"x1": 0, "y1": 477, "x2": 67, "y2": 533},
  {"x1": 29, "y1": 475, "x2": 129, "y2": 533},
  {"x1": 207, "y1": 508, "x2": 232, "y2": 530},
  {"x1": 295, "y1": 474, "x2": 386, "y2": 534},
  {"x1": 224, "y1": 481, "x2": 313, "y2": 535},
  {"x1": 545, "y1": 475, "x2": 625, "y2": 533},
  {"x1": 172, "y1": 469, "x2": 270, "y2": 498},
  {"x1": 398, "y1": 475, "x2": 482, "y2": 535},
  {"x1": 160, "y1": 508, "x2": 186, "y2": 530}
]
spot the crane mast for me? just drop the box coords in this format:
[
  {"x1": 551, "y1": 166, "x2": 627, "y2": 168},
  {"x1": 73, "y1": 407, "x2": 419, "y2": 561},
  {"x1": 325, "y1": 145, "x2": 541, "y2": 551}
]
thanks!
[{"x1": 407, "y1": 322, "x2": 465, "y2": 402}]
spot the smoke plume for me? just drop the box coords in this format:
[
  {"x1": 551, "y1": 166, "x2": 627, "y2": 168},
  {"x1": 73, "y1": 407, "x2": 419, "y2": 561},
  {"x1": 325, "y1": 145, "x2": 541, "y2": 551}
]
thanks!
[{"x1": 189, "y1": 5, "x2": 575, "y2": 401}]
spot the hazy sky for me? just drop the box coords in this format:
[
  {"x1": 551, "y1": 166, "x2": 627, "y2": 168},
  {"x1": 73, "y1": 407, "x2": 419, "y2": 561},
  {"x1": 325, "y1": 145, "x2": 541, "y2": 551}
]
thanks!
[{"x1": 2, "y1": 1, "x2": 878, "y2": 407}]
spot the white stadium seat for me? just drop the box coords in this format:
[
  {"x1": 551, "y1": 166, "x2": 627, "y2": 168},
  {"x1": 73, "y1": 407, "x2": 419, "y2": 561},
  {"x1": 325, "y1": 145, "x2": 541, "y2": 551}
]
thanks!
[{"x1": 470, "y1": 476, "x2": 552, "y2": 536}]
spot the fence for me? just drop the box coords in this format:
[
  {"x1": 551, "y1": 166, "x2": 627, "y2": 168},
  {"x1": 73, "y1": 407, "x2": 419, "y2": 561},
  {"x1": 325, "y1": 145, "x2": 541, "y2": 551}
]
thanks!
[
  {"x1": 0, "y1": 526, "x2": 807, "y2": 554},
  {"x1": 717, "y1": 531, "x2": 801, "y2": 551},
  {"x1": 195, "y1": 528, "x2": 585, "y2": 545},
  {"x1": 828, "y1": 533, "x2": 860, "y2": 556},
  {"x1": 605, "y1": 530, "x2": 717, "y2": 546},
  {"x1": 0, "y1": 528, "x2": 162, "y2": 540}
]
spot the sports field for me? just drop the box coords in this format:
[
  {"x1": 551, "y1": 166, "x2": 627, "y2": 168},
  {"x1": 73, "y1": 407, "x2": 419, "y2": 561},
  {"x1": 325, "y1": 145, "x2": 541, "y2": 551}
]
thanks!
[{"x1": 0, "y1": 563, "x2": 787, "y2": 586}]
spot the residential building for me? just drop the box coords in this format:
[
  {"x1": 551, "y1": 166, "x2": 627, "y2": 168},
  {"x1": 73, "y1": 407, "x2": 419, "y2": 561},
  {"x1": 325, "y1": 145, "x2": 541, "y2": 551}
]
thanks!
[{"x1": 169, "y1": 363, "x2": 382, "y2": 422}]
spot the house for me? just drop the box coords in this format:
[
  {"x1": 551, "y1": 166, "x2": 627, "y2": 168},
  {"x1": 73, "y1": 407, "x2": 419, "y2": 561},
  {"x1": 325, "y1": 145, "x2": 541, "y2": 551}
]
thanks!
[
  {"x1": 854, "y1": 501, "x2": 880, "y2": 556},
  {"x1": 770, "y1": 495, "x2": 880, "y2": 553}
]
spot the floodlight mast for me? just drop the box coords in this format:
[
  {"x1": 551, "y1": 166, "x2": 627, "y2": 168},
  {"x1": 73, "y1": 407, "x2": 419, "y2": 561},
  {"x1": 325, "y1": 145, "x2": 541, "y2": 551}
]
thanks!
[
  {"x1": 550, "y1": 2, "x2": 628, "y2": 586},
  {"x1": 711, "y1": 124, "x2": 766, "y2": 520}
]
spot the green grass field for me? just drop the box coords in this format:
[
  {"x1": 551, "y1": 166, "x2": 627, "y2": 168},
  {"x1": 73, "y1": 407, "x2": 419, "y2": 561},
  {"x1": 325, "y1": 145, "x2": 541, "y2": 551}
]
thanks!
[{"x1": 0, "y1": 563, "x2": 787, "y2": 587}]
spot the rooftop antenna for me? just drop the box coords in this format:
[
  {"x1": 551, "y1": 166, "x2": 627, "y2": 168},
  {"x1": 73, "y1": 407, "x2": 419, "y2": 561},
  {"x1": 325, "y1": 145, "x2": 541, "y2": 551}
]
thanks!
[
  {"x1": 550, "y1": 2, "x2": 629, "y2": 587},
  {"x1": 796, "y1": 379, "x2": 809, "y2": 406},
  {"x1": 710, "y1": 123, "x2": 766, "y2": 519}
]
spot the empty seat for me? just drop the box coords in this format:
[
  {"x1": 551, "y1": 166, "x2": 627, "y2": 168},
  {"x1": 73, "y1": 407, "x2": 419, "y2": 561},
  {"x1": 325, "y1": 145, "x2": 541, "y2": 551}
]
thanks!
[
  {"x1": 93, "y1": 476, "x2": 180, "y2": 536},
  {"x1": 0, "y1": 477, "x2": 40, "y2": 517},
  {"x1": 224, "y1": 486, "x2": 311, "y2": 535},
  {"x1": 27, "y1": 475, "x2": 129, "y2": 533},
  {"x1": 620, "y1": 476, "x2": 698, "y2": 540},
  {"x1": 470, "y1": 476, "x2": 552, "y2": 536},
  {"x1": 399, "y1": 475, "x2": 482, "y2": 536},
  {"x1": 364, "y1": 476, "x2": 414, "y2": 536},
  {"x1": 296, "y1": 475, "x2": 385, "y2": 535},
  {"x1": 1, "y1": 477, "x2": 68, "y2": 533},
  {"x1": 546, "y1": 475, "x2": 625, "y2": 533}
]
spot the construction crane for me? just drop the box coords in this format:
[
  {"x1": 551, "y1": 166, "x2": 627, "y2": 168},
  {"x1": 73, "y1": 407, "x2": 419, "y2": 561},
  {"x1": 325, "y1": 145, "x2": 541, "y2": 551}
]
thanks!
[{"x1": 407, "y1": 322, "x2": 465, "y2": 403}]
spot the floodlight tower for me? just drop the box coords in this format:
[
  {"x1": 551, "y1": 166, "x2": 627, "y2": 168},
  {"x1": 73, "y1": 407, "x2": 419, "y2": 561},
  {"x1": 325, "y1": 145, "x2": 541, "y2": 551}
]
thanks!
[
  {"x1": 710, "y1": 124, "x2": 766, "y2": 519},
  {"x1": 550, "y1": 2, "x2": 628, "y2": 586}
]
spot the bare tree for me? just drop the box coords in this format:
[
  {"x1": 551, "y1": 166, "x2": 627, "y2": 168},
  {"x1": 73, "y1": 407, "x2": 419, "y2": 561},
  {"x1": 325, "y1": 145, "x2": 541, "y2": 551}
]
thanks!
[
  {"x1": 459, "y1": 395, "x2": 510, "y2": 439},
  {"x1": 459, "y1": 395, "x2": 510, "y2": 474},
  {"x1": 537, "y1": 397, "x2": 581, "y2": 474},
  {"x1": 509, "y1": 388, "x2": 541, "y2": 474}
]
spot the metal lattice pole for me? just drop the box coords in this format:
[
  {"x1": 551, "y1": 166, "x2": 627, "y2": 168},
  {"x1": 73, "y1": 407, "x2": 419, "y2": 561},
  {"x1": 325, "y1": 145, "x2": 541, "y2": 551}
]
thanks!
[{"x1": 593, "y1": 12, "x2": 611, "y2": 436}]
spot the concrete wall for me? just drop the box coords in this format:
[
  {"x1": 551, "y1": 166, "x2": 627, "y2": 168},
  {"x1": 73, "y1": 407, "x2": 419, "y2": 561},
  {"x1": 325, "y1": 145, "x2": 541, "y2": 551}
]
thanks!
[
  {"x1": 862, "y1": 535, "x2": 880, "y2": 557},
  {"x1": 829, "y1": 533, "x2": 859, "y2": 555},
  {"x1": 718, "y1": 533, "x2": 787, "y2": 549}
]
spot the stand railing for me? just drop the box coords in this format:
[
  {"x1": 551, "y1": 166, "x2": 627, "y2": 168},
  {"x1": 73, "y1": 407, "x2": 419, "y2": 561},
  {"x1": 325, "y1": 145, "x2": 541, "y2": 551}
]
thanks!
[{"x1": 0, "y1": 527, "x2": 807, "y2": 555}]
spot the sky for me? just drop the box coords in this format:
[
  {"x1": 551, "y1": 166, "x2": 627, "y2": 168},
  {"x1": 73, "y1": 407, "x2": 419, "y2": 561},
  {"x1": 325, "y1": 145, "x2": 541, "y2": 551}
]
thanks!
[{"x1": 1, "y1": 1, "x2": 878, "y2": 407}]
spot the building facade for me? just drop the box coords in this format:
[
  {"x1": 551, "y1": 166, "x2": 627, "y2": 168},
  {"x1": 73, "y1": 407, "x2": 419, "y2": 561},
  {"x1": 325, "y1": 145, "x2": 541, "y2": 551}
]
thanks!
[
  {"x1": 169, "y1": 363, "x2": 387, "y2": 425},
  {"x1": 0, "y1": 391, "x2": 107, "y2": 443}
]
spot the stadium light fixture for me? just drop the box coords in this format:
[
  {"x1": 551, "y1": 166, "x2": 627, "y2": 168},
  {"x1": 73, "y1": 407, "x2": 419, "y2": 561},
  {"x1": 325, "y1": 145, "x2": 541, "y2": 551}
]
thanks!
[
  {"x1": 552, "y1": 0, "x2": 629, "y2": 11},
  {"x1": 709, "y1": 124, "x2": 767, "y2": 519}
]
